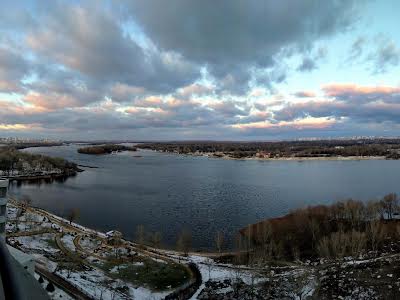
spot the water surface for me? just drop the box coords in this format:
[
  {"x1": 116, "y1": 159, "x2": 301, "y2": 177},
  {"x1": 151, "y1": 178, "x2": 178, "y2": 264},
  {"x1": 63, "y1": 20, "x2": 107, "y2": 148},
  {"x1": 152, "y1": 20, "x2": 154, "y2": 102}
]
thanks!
[{"x1": 9, "y1": 144, "x2": 400, "y2": 250}]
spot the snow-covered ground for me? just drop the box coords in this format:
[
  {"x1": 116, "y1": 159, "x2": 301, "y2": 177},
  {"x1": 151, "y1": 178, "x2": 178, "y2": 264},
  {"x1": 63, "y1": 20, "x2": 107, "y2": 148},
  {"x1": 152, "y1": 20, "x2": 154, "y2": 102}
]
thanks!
[
  {"x1": 57, "y1": 266, "x2": 168, "y2": 300},
  {"x1": 34, "y1": 273, "x2": 74, "y2": 300},
  {"x1": 6, "y1": 203, "x2": 188, "y2": 300},
  {"x1": 12, "y1": 233, "x2": 60, "y2": 254},
  {"x1": 61, "y1": 233, "x2": 76, "y2": 252}
]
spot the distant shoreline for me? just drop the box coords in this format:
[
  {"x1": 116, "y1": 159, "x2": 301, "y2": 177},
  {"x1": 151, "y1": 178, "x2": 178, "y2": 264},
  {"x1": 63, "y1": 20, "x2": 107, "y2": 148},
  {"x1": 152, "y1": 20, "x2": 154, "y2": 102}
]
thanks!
[{"x1": 147, "y1": 150, "x2": 387, "y2": 161}]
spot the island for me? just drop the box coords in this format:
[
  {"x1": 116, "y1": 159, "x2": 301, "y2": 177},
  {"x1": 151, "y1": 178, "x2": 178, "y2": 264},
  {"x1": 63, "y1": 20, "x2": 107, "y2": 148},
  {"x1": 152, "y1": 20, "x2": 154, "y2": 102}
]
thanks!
[
  {"x1": 0, "y1": 145, "x2": 81, "y2": 181},
  {"x1": 77, "y1": 144, "x2": 137, "y2": 155}
]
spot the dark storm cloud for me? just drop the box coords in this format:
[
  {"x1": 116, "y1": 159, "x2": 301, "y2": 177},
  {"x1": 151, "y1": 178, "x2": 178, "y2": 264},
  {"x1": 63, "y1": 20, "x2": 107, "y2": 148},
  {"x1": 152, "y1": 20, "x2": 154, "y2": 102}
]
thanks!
[
  {"x1": 126, "y1": 0, "x2": 361, "y2": 89},
  {"x1": 4, "y1": 0, "x2": 395, "y2": 140},
  {"x1": 26, "y1": 1, "x2": 200, "y2": 93}
]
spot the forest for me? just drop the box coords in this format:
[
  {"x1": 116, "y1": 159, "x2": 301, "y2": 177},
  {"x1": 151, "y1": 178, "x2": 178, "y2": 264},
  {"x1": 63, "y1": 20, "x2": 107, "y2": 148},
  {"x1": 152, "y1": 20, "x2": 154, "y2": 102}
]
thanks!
[
  {"x1": 77, "y1": 144, "x2": 137, "y2": 154},
  {"x1": 237, "y1": 194, "x2": 400, "y2": 264}
]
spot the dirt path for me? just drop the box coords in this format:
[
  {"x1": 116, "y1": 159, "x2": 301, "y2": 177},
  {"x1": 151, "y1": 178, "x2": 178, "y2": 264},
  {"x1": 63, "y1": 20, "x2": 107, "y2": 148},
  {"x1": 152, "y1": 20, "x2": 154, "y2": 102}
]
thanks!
[{"x1": 7, "y1": 228, "x2": 53, "y2": 237}]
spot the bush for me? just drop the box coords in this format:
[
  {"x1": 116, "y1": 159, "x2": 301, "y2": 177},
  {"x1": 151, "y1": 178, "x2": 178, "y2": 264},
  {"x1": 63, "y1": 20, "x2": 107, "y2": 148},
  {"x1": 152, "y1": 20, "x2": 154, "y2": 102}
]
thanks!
[{"x1": 46, "y1": 282, "x2": 55, "y2": 292}]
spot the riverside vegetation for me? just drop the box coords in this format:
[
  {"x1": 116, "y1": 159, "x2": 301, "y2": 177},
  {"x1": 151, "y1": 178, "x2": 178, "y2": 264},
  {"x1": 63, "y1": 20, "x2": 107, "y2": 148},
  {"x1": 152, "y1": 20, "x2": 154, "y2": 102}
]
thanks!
[
  {"x1": 237, "y1": 193, "x2": 400, "y2": 263},
  {"x1": 139, "y1": 139, "x2": 400, "y2": 159},
  {"x1": 77, "y1": 144, "x2": 137, "y2": 155},
  {"x1": 0, "y1": 146, "x2": 79, "y2": 179}
]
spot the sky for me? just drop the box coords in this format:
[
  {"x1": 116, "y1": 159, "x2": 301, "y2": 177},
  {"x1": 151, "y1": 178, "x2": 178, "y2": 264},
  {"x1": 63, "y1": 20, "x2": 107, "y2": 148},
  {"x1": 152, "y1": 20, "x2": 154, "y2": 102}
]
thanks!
[{"x1": 0, "y1": 0, "x2": 400, "y2": 141}]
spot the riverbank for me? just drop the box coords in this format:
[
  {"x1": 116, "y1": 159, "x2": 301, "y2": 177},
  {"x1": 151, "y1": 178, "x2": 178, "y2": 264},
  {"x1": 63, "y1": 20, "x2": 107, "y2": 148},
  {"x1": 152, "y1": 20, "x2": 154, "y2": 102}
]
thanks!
[
  {"x1": 5, "y1": 170, "x2": 83, "y2": 182},
  {"x1": 6, "y1": 197, "x2": 276, "y2": 299},
  {"x1": 8, "y1": 198, "x2": 400, "y2": 299},
  {"x1": 147, "y1": 149, "x2": 388, "y2": 161},
  {"x1": 6, "y1": 197, "x2": 192, "y2": 299}
]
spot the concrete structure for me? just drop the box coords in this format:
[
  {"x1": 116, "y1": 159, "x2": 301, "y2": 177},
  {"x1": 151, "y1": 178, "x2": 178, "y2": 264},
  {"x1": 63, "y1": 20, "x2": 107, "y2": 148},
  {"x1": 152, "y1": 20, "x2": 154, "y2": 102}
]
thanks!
[
  {"x1": 7, "y1": 246, "x2": 35, "y2": 275},
  {"x1": 0, "y1": 178, "x2": 49, "y2": 299},
  {"x1": 0, "y1": 178, "x2": 35, "y2": 275},
  {"x1": 0, "y1": 178, "x2": 8, "y2": 239},
  {"x1": 0, "y1": 241, "x2": 49, "y2": 300}
]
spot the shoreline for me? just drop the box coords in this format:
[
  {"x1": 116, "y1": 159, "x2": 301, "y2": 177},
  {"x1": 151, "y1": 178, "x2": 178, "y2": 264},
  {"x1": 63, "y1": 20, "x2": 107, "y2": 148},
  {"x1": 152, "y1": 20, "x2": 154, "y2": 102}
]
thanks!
[
  {"x1": 3, "y1": 170, "x2": 82, "y2": 182},
  {"x1": 144, "y1": 149, "x2": 388, "y2": 161},
  {"x1": 7, "y1": 196, "x2": 224, "y2": 256}
]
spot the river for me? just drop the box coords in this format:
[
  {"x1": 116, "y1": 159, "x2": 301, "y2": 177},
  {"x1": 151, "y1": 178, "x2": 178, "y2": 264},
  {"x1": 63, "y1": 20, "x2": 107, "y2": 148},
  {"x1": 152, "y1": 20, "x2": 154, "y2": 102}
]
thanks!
[{"x1": 8, "y1": 144, "x2": 400, "y2": 250}]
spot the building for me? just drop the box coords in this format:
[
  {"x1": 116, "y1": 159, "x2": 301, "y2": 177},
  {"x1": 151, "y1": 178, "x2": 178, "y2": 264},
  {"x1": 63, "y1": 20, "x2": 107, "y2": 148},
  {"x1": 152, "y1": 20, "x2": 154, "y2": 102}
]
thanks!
[{"x1": 0, "y1": 178, "x2": 8, "y2": 239}]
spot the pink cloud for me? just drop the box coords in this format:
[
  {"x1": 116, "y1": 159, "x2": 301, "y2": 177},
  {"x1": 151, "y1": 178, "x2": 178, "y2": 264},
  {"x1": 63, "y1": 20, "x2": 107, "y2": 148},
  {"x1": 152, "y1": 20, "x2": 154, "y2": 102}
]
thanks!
[
  {"x1": 232, "y1": 117, "x2": 335, "y2": 130},
  {"x1": 323, "y1": 83, "x2": 400, "y2": 97},
  {"x1": 23, "y1": 92, "x2": 80, "y2": 111}
]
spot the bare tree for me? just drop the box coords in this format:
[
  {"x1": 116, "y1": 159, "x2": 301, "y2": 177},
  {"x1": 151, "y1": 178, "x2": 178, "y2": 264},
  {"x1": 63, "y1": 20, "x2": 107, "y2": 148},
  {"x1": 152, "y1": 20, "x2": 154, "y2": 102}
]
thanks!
[
  {"x1": 367, "y1": 220, "x2": 385, "y2": 252},
  {"x1": 67, "y1": 208, "x2": 80, "y2": 225},
  {"x1": 381, "y1": 193, "x2": 398, "y2": 220},
  {"x1": 176, "y1": 229, "x2": 192, "y2": 256},
  {"x1": 20, "y1": 195, "x2": 32, "y2": 210},
  {"x1": 215, "y1": 230, "x2": 224, "y2": 253},
  {"x1": 307, "y1": 218, "x2": 320, "y2": 251},
  {"x1": 205, "y1": 257, "x2": 213, "y2": 281},
  {"x1": 136, "y1": 225, "x2": 145, "y2": 248},
  {"x1": 235, "y1": 234, "x2": 245, "y2": 265},
  {"x1": 260, "y1": 221, "x2": 273, "y2": 262},
  {"x1": 15, "y1": 208, "x2": 23, "y2": 232},
  {"x1": 289, "y1": 270, "x2": 314, "y2": 300},
  {"x1": 151, "y1": 231, "x2": 162, "y2": 249}
]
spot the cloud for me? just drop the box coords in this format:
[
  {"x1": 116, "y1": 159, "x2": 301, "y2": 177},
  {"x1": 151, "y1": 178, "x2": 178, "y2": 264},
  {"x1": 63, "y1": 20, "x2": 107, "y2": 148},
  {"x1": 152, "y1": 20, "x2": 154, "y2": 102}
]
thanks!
[
  {"x1": 177, "y1": 83, "x2": 214, "y2": 98},
  {"x1": 273, "y1": 84, "x2": 400, "y2": 126},
  {"x1": 127, "y1": 0, "x2": 361, "y2": 91},
  {"x1": 0, "y1": 47, "x2": 31, "y2": 93},
  {"x1": 294, "y1": 91, "x2": 316, "y2": 98},
  {"x1": 2, "y1": 1, "x2": 399, "y2": 140},
  {"x1": 297, "y1": 47, "x2": 327, "y2": 72},
  {"x1": 323, "y1": 83, "x2": 400, "y2": 102},
  {"x1": 232, "y1": 117, "x2": 336, "y2": 131},
  {"x1": 369, "y1": 37, "x2": 400, "y2": 73},
  {"x1": 348, "y1": 36, "x2": 366, "y2": 61},
  {"x1": 208, "y1": 101, "x2": 250, "y2": 117},
  {"x1": 25, "y1": 1, "x2": 200, "y2": 93},
  {"x1": 297, "y1": 57, "x2": 317, "y2": 72}
]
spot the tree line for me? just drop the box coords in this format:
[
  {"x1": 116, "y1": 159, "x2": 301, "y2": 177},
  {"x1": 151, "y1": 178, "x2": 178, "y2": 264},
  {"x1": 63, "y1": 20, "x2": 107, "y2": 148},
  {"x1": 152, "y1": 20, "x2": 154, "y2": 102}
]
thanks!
[
  {"x1": 138, "y1": 139, "x2": 400, "y2": 159},
  {"x1": 238, "y1": 194, "x2": 400, "y2": 264},
  {"x1": 77, "y1": 144, "x2": 137, "y2": 155}
]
